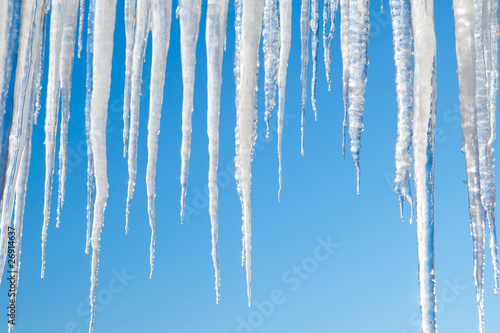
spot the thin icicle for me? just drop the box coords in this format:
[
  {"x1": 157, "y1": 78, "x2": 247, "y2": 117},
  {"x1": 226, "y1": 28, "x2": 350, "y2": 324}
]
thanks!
[
  {"x1": 277, "y1": 0, "x2": 292, "y2": 200},
  {"x1": 42, "y1": 0, "x2": 65, "y2": 278},
  {"x1": 123, "y1": 0, "x2": 137, "y2": 156},
  {"x1": 0, "y1": 0, "x2": 46, "y2": 285},
  {"x1": 486, "y1": 0, "x2": 499, "y2": 294},
  {"x1": 411, "y1": 0, "x2": 437, "y2": 331},
  {"x1": 300, "y1": 0, "x2": 309, "y2": 155},
  {"x1": 57, "y1": 0, "x2": 80, "y2": 227},
  {"x1": 85, "y1": 0, "x2": 96, "y2": 254},
  {"x1": 346, "y1": 0, "x2": 370, "y2": 195},
  {"x1": 77, "y1": 0, "x2": 85, "y2": 57},
  {"x1": 236, "y1": 0, "x2": 264, "y2": 307},
  {"x1": 323, "y1": 0, "x2": 338, "y2": 91},
  {"x1": 454, "y1": 1, "x2": 485, "y2": 331},
  {"x1": 310, "y1": 0, "x2": 319, "y2": 119},
  {"x1": 206, "y1": 0, "x2": 228, "y2": 303},
  {"x1": 389, "y1": 0, "x2": 414, "y2": 223},
  {"x1": 34, "y1": 14, "x2": 47, "y2": 125},
  {"x1": 179, "y1": 0, "x2": 202, "y2": 222},
  {"x1": 340, "y1": 0, "x2": 349, "y2": 156},
  {"x1": 262, "y1": 0, "x2": 279, "y2": 139},
  {"x1": 233, "y1": 0, "x2": 246, "y2": 267},
  {"x1": 125, "y1": 0, "x2": 151, "y2": 233},
  {"x1": 146, "y1": 0, "x2": 172, "y2": 278},
  {"x1": 88, "y1": 0, "x2": 116, "y2": 330}
]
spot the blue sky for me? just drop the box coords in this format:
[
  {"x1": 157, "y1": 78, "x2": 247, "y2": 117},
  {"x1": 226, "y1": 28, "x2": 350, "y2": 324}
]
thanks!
[{"x1": 1, "y1": 0, "x2": 499, "y2": 332}]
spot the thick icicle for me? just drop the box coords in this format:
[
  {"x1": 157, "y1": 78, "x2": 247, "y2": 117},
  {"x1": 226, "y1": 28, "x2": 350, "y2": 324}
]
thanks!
[
  {"x1": 123, "y1": 0, "x2": 137, "y2": 156},
  {"x1": 146, "y1": 0, "x2": 172, "y2": 278},
  {"x1": 236, "y1": 0, "x2": 264, "y2": 307},
  {"x1": 310, "y1": 0, "x2": 319, "y2": 119},
  {"x1": 0, "y1": 0, "x2": 46, "y2": 285},
  {"x1": 85, "y1": 0, "x2": 96, "y2": 254},
  {"x1": 42, "y1": 0, "x2": 65, "y2": 278},
  {"x1": 206, "y1": 0, "x2": 228, "y2": 303},
  {"x1": 299, "y1": 0, "x2": 309, "y2": 155},
  {"x1": 389, "y1": 0, "x2": 414, "y2": 223},
  {"x1": 262, "y1": 0, "x2": 279, "y2": 139},
  {"x1": 88, "y1": 0, "x2": 116, "y2": 330},
  {"x1": 411, "y1": 0, "x2": 437, "y2": 331},
  {"x1": 340, "y1": 0, "x2": 349, "y2": 156},
  {"x1": 346, "y1": 0, "x2": 370, "y2": 195},
  {"x1": 125, "y1": 0, "x2": 151, "y2": 233},
  {"x1": 57, "y1": 0, "x2": 80, "y2": 227},
  {"x1": 323, "y1": 0, "x2": 338, "y2": 91},
  {"x1": 454, "y1": 1, "x2": 485, "y2": 331},
  {"x1": 277, "y1": 0, "x2": 292, "y2": 200},
  {"x1": 179, "y1": 0, "x2": 202, "y2": 222}
]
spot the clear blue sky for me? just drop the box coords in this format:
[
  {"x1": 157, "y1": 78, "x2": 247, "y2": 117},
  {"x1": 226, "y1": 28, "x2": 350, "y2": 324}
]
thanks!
[{"x1": 1, "y1": 0, "x2": 499, "y2": 332}]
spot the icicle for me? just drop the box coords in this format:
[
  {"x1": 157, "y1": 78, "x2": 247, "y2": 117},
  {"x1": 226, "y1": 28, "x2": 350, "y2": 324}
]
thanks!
[
  {"x1": 236, "y1": 0, "x2": 264, "y2": 307},
  {"x1": 206, "y1": 0, "x2": 228, "y2": 303},
  {"x1": 277, "y1": 0, "x2": 292, "y2": 200},
  {"x1": 57, "y1": 0, "x2": 80, "y2": 227},
  {"x1": 323, "y1": 0, "x2": 338, "y2": 91},
  {"x1": 310, "y1": 0, "x2": 319, "y2": 119},
  {"x1": 0, "y1": 0, "x2": 46, "y2": 285},
  {"x1": 300, "y1": 0, "x2": 309, "y2": 155},
  {"x1": 85, "y1": 0, "x2": 96, "y2": 254},
  {"x1": 125, "y1": 0, "x2": 151, "y2": 233},
  {"x1": 88, "y1": 0, "x2": 116, "y2": 330},
  {"x1": 179, "y1": 0, "x2": 202, "y2": 222},
  {"x1": 476, "y1": 0, "x2": 498, "y2": 295},
  {"x1": 389, "y1": 0, "x2": 414, "y2": 223},
  {"x1": 123, "y1": 0, "x2": 137, "y2": 156},
  {"x1": 0, "y1": 0, "x2": 21, "y2": 198},
  {"x1": 233, "y1": 0, "x2": 246, "y2": 267},
  {"x1": 77, "y1": 0, "x2": 85, "y2": 57},
  {"x1": 42, "y1": 0, "x2": 65, "y2": 278},
  {"x1": 346, "y1": 0, "x2": 370, "y2": 195},
  {"x1": 340, "y1": 0, "x2": 349, "y2": 156},
  {"x1": 411, "y1": 0, "x2": 437, "y2": 331},
  {"x1": 454, "y1": 1, "x2": 485, "y2": 331},
  {"x1": 34, "y1": 14, "x2": 47, "y2": 125},
  {"x1": 486, "y1": 0, "x2": 499, "y2": 294},
  {"x1": 262, "y1": 0, "x2": 279, "y2": 139},
  {"x1": 146, "y1": 0, "x2": 172, "y2": 278}
]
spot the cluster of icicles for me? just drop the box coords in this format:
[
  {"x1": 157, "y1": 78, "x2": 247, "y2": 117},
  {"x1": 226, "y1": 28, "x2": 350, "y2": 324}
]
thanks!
[{"x1": 0, "y1": 0, "x2": 499, "y2": 332}]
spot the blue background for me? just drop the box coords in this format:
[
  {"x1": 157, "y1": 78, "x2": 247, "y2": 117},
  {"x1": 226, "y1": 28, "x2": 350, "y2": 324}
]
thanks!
[{"x1": 1, "y1": 0, "x2": 499, "y2": 332}]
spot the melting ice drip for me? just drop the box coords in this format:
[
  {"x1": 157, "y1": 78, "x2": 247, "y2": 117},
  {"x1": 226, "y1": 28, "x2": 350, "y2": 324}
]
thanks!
[{"x1": 0, "y1": 1, "x2": 497, "y2": 333}]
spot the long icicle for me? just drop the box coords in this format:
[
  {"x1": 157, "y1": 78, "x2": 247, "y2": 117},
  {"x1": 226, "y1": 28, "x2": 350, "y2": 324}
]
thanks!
[
  {"x1": 77, "y1": 0, "x2": 85, "y2": 57},
  {"x1": 237, "y1": 0, "x2": 264, "y2": 306},
  {"x1": 454, "y1": 0, "x2": 485, "y2": 331},
  {"x1": 277, "y1": 0, "x2": 292, "y2": 201},
  {"x1": 346, "y1": 0, "x2": 370, "y2": 195},
  {"x1": 179, "y1": 0, "x2": 203, "y2": 222},
  {"x1": 123, "y1": 0, "x2": 137, "y2": 156},
  {"x1": 88, "y1": 0, "x2": 116, "y2": 330},
  {"x1": 0, "y1": 0, "x2": 46, "y2": 285},
  {"x1": 310, "y1": 0, "x2": 319, "y2": 119},
  {"x1": 146, "y1": 0, "x2": 172, "y2": 278},
  {"x1": 125, "y1": 0, "x2": 151, "y2": 233},
  {"x1": 206, "y1": 0, "x2": 228, "y2": 303},
  {"x1": 262, "y1": 0, "x2": 279, "y2": 139},
  {"x1": 323, "y1": 0, "x2": 338, "y2": 91},
  {"x1": 299, "y1": 0, "x2": 309, "y2": 155},
  {"x1": 85, "y1": 0, "x2": 96, "y2": 254},
  {"x1": 57, "y1": 0, "x2": 80, "y2": 227},
  {"x1": 340, "y1": 0, "x2": 349, "y2": 156},
  {"x1": 42, "y1": 0, "x2": 65, "y2": 278},
  {"x1": 411, "y1": 0, "x2": 437, "y2": 331},
  {"x1": 390, "y1": 0, "x2": 414, "y2": 223}
]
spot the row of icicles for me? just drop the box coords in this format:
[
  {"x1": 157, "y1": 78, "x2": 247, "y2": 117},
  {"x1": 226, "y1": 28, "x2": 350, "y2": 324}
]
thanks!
[{"x1": 0, "y1": 0, "x2": 498, "y2": 332}]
